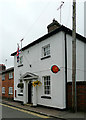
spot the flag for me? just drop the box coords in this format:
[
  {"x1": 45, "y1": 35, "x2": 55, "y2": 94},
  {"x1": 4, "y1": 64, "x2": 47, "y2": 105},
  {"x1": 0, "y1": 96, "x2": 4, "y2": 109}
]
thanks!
[{"x1": 17, "y1": 44, "x2": 20, "y2": 62}]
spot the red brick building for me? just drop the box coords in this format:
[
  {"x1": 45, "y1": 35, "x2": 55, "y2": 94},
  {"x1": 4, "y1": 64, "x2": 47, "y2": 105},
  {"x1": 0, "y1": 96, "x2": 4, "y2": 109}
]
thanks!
[
  {"x1": 0, "y1": 64, "x2": 6, "y2": 97},
  {"x1": 1, "y1": 67, "x2": 14, "y2": 100},
  {"x1": 0, "y1": 74, "x2": 2, "y2": 97}
]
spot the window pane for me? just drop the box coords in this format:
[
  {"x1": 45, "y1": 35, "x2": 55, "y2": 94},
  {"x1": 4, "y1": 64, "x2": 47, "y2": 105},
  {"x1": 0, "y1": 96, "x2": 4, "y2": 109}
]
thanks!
[
  {"x1": 2, "y1": 87, "x2": 5, "y2": 93},
  {"x1": 9, "y1": 87, "x2": 13, "y2": 94},
  {"x1": 2, "y1": 75, "x2": 5, "y2": 81},
  {"x1": 43, "y1": 76, "x2": 51, "y2": 95},
  {"x1": 20, "y1": 56, "x2": 23, "y2": 64},
  {"x1": 43, "y1": 44, "x2": 50, "y2": 57},
  {"x1": 9, "y1": 72, "x2": 13, "y2": 79}
]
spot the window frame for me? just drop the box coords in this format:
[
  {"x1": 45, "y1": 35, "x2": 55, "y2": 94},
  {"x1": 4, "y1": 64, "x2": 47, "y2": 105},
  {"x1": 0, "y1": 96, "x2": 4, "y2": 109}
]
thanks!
[
  {"x1": 19, "y1": 56, "x2": 23, "y2": 64},
  {"x1": 2, "y1": 74, "x2": 5, "y2": 81},
  {"x1": 9, "y1": 87, "x2": 13, "y2": 95},
  {"x1": 43, "y1": 76, "x2": 51, "y2": 96},
  {"x1": 18, "y1": 88, "x2": 23, "y2": 96},
  {"x1": 2, "y1": 87, "x2": 5, "y2": 94},
  {"x1": 18, "y1": 56, "x2": 23, "y2": 67},
  {"x1": 9, "y1": 72, "x2": 13, "y2": 79},
  {"x1": 42, "y1": 44, "x2": 50, "y2": 58}
]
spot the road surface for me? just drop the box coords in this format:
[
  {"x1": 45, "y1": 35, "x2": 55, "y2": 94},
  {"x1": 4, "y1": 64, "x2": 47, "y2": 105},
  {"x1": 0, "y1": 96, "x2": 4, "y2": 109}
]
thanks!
[{"x1": 0, "y1": 103, "x2": 49, "y2": 119}]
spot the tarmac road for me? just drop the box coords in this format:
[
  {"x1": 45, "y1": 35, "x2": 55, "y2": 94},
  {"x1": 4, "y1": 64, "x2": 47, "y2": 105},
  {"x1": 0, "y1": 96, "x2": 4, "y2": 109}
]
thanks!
[
  {"x1": 0, "y1": 103, "x2": 65, "y2": 120},
  {"x1": 1, "y1": 103, "x2": 49, "y2": 119}
]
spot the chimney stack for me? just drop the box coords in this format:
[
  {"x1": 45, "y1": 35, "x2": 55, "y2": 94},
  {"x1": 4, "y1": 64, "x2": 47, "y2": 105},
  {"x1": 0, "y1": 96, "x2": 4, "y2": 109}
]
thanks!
[
  {"x1": 47, "y1": 19, "x2": 61, "y2": 33},
  {"x1": 0, "y1": 64, "x2": 6, "y2": 72}
]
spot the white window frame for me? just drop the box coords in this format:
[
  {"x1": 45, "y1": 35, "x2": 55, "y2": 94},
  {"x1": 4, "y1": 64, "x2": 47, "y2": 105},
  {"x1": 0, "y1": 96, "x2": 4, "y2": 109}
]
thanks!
[
  {"x1": 43, "y1": 76, "x2": 51, "y2": 96},
  {"x1": 9, "y1": 87, "x2": 13, "y2": 94},
  {"x1": 2, "y1": 87, "x2": 5, "y2": 94},
  {"x1": 9, "y1": 72, "x2": 13, "y2": 79},
  {"x1": 2, "y1": 74, "x2": 5, "y2": 81},
  {"x1": 19, "y1": 56, "x2": 23, "y2": 65},
  {"x1": 18, "y1": 88, "x2": 23, "y2": 94},
  {"x1": 42, "y1": 44, "x2": 50, "y2": 57}
]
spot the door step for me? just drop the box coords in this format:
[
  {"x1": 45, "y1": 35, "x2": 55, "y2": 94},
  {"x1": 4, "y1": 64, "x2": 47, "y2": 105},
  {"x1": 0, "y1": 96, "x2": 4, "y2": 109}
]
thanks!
[{"x1": 25, "y1": 103, "x2": 33, "y2": 106}]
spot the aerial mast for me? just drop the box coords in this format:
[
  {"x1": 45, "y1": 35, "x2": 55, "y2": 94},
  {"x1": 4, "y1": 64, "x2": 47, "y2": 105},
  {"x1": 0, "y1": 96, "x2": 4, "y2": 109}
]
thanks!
[{"x1": 57, "y1": 1, "x2": 64, "y2": 24}]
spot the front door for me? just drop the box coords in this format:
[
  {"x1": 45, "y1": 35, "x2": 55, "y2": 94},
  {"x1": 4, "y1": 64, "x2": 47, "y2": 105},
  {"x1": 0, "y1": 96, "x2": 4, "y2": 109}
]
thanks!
[{"x1": 28, "y1": 81, "x2": 32, "y2": 103}]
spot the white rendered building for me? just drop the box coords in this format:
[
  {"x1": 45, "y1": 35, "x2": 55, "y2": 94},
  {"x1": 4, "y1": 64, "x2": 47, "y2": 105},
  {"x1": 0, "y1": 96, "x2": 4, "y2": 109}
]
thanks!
[{"x1": 11, "y1": 20, "x2": 86, "y2": 109}]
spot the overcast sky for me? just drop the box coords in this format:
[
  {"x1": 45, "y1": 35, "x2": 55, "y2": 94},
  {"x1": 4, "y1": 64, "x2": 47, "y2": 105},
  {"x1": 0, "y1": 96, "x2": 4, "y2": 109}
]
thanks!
[{"x1": 0, "y1": 0, "x2": 85, "y2": 68}]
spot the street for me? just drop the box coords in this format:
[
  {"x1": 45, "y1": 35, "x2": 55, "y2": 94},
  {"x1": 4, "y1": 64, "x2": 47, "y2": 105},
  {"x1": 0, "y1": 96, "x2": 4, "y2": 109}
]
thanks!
[
  {"x1": 0, "y1": 103, "x2": 49, "y2": 119},
  {"x1": 0, "y1": 103, "x2": 65, "y2": 120}
]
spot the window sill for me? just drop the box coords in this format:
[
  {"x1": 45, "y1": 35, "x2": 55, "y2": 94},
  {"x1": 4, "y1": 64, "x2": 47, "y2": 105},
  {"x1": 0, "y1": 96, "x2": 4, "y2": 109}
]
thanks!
[
  {"x1": 9, "y1": 78, "x2": 13, "y2": 80},
  {"x1": 9, "y1": 93, "x2": 13, "y2": 95},
  {"x1": 41, "y1": 96, "x2": 51, "y2": 99},
  {"x1": 18, "y1": 93, "x2": 23, "y2": 96},
  {"x1": 18, "y1": 64, "x2": 23, "y2": 67},
  {"x1": 41, "y1": 55, "x2": 51, "y2": 60}
]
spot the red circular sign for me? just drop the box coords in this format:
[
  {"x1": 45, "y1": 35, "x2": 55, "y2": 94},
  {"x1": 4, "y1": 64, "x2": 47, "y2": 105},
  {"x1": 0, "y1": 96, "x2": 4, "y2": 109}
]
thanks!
[{"x1": 51, "y1": 65, "x2": 60, "y2": 73}]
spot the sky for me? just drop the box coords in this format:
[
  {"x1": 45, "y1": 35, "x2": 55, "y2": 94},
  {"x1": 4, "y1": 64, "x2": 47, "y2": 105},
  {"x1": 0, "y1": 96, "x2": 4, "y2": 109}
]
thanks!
[{"x1": 0, "y1": 0, "x2": 85, "y2": 68}]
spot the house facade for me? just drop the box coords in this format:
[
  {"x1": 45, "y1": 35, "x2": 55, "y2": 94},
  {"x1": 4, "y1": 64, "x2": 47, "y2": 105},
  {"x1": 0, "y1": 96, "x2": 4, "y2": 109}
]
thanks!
[
  {"x1": 11, "y1": 20, "x2": 86, "y2": 110},
  {"x1": 1, "y1": 67, "x2": 14, "y2": 100},
  {"x1": 0, "y1": 64, "x2": 6, "y2": 97}
]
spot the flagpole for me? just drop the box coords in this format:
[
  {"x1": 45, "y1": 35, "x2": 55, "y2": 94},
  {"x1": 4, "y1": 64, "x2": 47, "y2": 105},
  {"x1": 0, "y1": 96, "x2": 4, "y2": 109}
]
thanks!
[{"x1": 20, "y1": 38, "x2": 24, "y2": 51}]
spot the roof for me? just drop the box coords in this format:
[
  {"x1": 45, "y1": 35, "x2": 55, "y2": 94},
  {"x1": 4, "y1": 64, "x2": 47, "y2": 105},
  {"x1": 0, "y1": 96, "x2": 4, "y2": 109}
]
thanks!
[
  {"x1": 11, "y1": 25, "x2": 86, "y2": 56},
  {"x1": 2, "y1": 67, "x2": 14, "y2": 74}
]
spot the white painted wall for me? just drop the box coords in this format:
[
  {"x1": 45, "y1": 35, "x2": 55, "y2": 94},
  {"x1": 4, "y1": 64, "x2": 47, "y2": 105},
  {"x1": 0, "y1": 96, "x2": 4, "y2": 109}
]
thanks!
[
  {"x1": 67, "y1": 34, "x2": 85, "y2": 82},
  {"x1": 14, "y1": 30, "x2": 85, "y2": 109},
  {"x1": 14, "y1": 31, "x2": 66, "y2": 109}
]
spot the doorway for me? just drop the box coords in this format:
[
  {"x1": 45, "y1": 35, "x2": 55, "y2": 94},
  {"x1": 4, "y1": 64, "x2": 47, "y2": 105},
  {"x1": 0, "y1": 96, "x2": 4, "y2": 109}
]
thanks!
[{"x1": 28, "y1": 81, "x2": 32, "y2": 103}]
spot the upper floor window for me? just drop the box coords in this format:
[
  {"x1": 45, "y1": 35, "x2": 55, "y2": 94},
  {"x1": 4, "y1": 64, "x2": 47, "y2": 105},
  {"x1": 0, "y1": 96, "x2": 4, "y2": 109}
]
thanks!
[
  {"x1": 43, "y1": 76, "x2": 51, "y2": 95},
  {"x1": 18, "y1": 56, "x2": 23, "y2": 67},
  {"x1": 9, "y1": 87, "x2": 13, "y2": 94},
  {"x1": 2, "y1": 74, "x2": 5, "y2": 81},
  {"x1": 19, "y1": 56, "x2": 23, "y2": 65},
  {"x1": 9, "y1": 72, "x2": 13, "y2": 79},
  {"x1": 2, "y1": 87, "x2": 5, "y2": 94},
  {"x1": 42, "y1": 44, "x2": 50, "y2": 57}
]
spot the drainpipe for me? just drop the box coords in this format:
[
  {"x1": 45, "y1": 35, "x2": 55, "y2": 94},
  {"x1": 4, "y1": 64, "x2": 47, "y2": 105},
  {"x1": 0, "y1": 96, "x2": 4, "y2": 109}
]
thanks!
[{"x1": 64, "y1": 32, "x2": 67, "y2": 109}]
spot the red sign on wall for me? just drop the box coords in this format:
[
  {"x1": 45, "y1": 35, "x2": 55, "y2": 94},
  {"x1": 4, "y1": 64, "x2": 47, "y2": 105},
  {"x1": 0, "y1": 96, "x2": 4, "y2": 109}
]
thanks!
[{"x1": 51, "y1": 65, "x2": 60, "y2": 73}]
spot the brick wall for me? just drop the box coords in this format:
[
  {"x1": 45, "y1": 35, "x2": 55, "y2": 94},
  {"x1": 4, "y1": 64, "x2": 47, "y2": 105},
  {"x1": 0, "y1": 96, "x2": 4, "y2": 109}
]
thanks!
[
  {"x1": 2, "y1": 71, "x2": 14, "y2": 100},
  {"x1": 67, "y1": 81, "x2": 86, "y2": 111},
  {"x1": 0, "y1": 75, "x2": 2, "y2": 97}
]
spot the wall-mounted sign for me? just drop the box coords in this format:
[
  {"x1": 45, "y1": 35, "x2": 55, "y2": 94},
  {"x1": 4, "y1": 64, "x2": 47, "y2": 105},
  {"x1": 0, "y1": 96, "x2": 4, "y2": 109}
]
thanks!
[{"x1": 51, "y1": 65, "x2": 60, "y2": 73}]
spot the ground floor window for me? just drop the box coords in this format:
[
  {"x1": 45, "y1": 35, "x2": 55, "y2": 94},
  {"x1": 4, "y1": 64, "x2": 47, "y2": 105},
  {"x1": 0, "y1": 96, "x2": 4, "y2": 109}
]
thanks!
[
  {"x1": 43, "y1": 76, "x2": 51, "y2": 95},
  {"x1": 18, "y1": 88, "x2": 23, "y2": 94},
  {"x1": 20, "y1": 89, "x2": 23, "y2": 93},
  {"x1": 9, "y1": 87, "x2": 13, "y2": 94},
  {"x1": 2, "y1": 87, "x2": 5, "y2": 94}
]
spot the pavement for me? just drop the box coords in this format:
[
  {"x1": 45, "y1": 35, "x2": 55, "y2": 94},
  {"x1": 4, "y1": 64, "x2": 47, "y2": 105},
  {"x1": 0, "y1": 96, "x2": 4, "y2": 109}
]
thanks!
[{"x1": 1, "y1": 98, "x2": 86, "y2": 120}]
